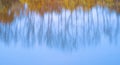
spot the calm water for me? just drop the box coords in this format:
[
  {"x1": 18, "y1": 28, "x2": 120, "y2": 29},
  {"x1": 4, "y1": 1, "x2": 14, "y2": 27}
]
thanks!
[{"x1": 0, "y1": 6, "x2": 120, "y2": 65}]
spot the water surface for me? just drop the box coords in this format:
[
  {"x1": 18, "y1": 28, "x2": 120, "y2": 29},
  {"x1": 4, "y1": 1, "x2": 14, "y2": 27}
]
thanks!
[{"x1": 0, "y1": 2, "x2": 120, "y2": 65}]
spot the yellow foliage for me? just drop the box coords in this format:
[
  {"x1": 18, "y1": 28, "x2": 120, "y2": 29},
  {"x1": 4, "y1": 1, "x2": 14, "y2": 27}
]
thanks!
[
  {"x1": 0, "y1": 0, "x2": 22, "y2": 23},
  {"x1": 0, "y1": 0, "x2": 120, "y2": 23},
  {"x1": 19, "y1": 0, "x2": 119, "y2": 12}
]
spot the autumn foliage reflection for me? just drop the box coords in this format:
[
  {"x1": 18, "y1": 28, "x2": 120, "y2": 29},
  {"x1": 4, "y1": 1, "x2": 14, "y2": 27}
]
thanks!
[
  {"x1": 0, "y1": 0, "x2": 120, "y2": 23},
  {"x1": 0, "y1": 0, "x2": 23, "y2": 23}
]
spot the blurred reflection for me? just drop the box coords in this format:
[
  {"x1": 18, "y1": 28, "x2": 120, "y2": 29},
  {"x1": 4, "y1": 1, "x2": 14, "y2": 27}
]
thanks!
[
  {"x1": 0, "y1": 6, "x2": 120, "y2": 50},
  {"x1": 0, "y1": 0, "x2": 120, "y2": 23},
  {"x1": 0, "y1": 0, "x2": 23, "y2": 23}
]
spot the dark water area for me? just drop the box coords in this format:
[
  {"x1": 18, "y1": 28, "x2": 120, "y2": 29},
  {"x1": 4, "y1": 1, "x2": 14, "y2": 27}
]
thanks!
[{"x1": 0, "y1": 6, "x2": 120, "y2": 65}]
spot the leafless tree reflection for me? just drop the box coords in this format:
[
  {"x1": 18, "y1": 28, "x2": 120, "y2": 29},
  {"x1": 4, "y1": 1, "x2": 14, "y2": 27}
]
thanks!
[{"x1": 0, "y1": 6, "x2": 120, "y2": 50}]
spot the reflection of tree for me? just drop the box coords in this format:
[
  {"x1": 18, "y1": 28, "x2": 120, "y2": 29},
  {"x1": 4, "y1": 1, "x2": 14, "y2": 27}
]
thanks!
[
  {"x1": 0, "y1": 0, "x2": 120, "y2": 50},
  {"x1": 0, "y1": 7, "x2": 119, "y2": 50},
  {"x1": 0, "y1": 0, "x2": 23, "y2": 23},
  {"x1": 0, "y1": 0, "x2": 120, "y2": 23},
  {"x1": 20, "y1": 0, "x2": 62, "y2": 15},
  {"x1": 20, "y1": 0, "x2": 120, "y2": 12}
]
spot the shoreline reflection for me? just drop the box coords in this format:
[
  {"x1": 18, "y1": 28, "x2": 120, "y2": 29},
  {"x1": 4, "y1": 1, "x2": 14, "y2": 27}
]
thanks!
[{"x1": 0, "y1": 6, "x2": 120, "y2": 49}]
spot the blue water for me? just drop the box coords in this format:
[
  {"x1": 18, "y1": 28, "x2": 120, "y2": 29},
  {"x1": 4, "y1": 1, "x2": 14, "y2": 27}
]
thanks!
[{"x1": 0, "y1": 6, "x2": 120, "y2": 65}]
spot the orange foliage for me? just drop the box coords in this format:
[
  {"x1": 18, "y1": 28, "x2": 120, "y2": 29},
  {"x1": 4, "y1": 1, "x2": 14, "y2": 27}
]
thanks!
[
  {"x1": 0, "y1": 0, "x2": 120, "y2": 23},
  {"x1": 20, "y1": 0, "x2": 120, "y2": 12},
  {"x1": 0, "y1": 0, "x2": 23, "y2": 23}
]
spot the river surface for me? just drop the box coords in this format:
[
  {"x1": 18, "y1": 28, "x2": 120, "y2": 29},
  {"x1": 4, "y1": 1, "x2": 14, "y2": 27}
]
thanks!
[{"x1": 0, "y1": 6, "x2": 120, "y2": 65}]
